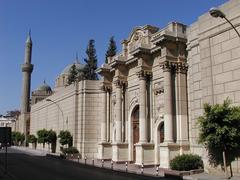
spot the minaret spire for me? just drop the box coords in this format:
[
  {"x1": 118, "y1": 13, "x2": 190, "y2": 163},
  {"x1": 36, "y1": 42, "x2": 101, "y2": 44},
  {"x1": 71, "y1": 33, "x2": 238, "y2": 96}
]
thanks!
[
  {"x1": 26, "y1": 29, "x2": 32, "y2": 44},
  {"x1": 75, "y1": 52, "x2": 79, "y2": 64},
  {"x1": 20, "y1": 31, "x2": 34, "y2": 145}
]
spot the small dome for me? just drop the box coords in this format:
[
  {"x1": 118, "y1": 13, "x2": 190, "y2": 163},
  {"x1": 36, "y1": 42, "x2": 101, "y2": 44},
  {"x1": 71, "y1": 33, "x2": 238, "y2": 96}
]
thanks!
[
  {"x1": 37, "y1": 81, "x2": 52, "y2": 92},
  {"x1": 61, "y1": 61, "x2": 85, "y2": 75}
]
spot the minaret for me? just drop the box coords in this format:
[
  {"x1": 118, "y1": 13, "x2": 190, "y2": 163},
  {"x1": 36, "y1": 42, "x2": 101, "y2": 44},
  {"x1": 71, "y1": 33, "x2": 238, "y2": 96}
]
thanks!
[{"x1": 20, "y1": 31, "x2": 33, "y2": 142}]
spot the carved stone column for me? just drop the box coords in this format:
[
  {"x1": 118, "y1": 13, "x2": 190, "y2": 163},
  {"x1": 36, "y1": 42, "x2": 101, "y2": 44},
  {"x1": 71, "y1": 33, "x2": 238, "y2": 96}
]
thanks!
[
  {"x1": 138, "y1": 71, "x2": 147, "y2": 143},
  {"x1": 101, "y1": 86, "x2": 108, "y2": 142},
  {"x1": 115, "y1": 80, "x2": 123, "y2": 143},
  {"x1": 175, "y1": 62, "x2": 189, "y2": 144},
  {"x1": 134, "y1": 70, "x2": 154, "y2": 165},
  {"x1": 98, "y1": 85, "x2": 112, "y2": 160},
  {"x1": 112, "y1": 79, "x2": 128, "y2": 162},
  {"x1": 161, "y1": 61, "x2": 174, "y2": 143}
]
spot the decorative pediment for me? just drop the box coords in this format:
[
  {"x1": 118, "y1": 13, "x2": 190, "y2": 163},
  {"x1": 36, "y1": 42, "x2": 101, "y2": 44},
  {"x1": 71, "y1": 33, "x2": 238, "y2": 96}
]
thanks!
[
  {"x1": 127, "y1": 25, "x2": 159, "y2": 44},
  {"x1": 129, "y1": 28, "x2": 145, "y2": 44},
  {"x1": 124, "y1": 25, "x2": 159, "y2": 55}
]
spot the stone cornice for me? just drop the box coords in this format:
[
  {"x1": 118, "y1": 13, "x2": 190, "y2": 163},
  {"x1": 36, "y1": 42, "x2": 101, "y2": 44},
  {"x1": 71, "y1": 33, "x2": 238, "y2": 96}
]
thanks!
[
  {"x1": 130, "y1": 46, "x2": 151, "y2": 57},
  {"x1": 96, "y1": 64, "x2": 111, "y2": 75}
]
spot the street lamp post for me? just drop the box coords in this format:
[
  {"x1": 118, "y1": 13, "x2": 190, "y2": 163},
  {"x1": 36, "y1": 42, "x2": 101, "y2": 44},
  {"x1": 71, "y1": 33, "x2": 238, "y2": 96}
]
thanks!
[
  {"x1": 209, "y1": 7, "x2": 240, "y2": 38},
  {"x1": 46, "y1": 98, "x2": 65, "y2": 130}
]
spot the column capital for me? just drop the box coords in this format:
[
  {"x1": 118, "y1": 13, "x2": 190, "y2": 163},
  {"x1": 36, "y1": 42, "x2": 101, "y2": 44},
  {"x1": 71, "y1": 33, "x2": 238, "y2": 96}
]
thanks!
[
  {"x1": 174, "y1": 62, "x2": 188, "y2": 74},
  {"x1": 160, "y1": 61, "x2": 173, "y2": 72},
  {"x1": 136, "y1": 70, "x2": 152, "y2": 80},
  {"x1": 160, "y1": 61, "x2": 188, "y2": 74},
  {"x1": 101, "y1": 84, "x2": 112, "y2": 92},
  {"x1": 114, "y1": 79, "x2": 127, "y2": 88}
]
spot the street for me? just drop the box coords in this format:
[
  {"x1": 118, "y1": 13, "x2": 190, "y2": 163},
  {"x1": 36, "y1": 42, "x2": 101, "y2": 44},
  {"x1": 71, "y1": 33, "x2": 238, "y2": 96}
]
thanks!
[{"x1": 0, "y1": 148, "x2": 174, "y2": 180}]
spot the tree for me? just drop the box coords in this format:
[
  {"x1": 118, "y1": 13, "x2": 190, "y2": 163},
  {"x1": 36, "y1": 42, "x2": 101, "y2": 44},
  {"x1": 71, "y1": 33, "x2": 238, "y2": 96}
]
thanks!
[
  {"x1": 46, "y1": 130, "x2": 57, "y2": 153},
  {"x1": 83, "y1": 39, "x2": 98, "y2": 80},
  {"x1": 67, "y1": 64, "x2": 78, "y2": 85},
  {"x1": 198, "y1": 98, "x2": 240, "y2": 178},
  {"x1": 12, "y1": 131, "x2": 25, "y2": 145},
  {"x1": 6, "y1": 110, "x2": 20, "y2": 118},
  {"x1": 27, "y1": 134, "x2": 37, "y2": 144},
  {"x1": 58, "y1": 130, "x2": 73, "y2": 148},
  {"x1": 27, "y1": 134, "x2": 37, "y2": 149},
  {"x1": 37, "y1": 129, "x2": 48, "y2": 148},
  {"x1": 105, "y1": 36, "x2": 117, "y2": 63}
]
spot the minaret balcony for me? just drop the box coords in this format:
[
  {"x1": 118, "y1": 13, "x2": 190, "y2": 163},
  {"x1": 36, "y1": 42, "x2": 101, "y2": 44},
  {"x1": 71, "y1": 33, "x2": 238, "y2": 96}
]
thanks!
[{"x1": 21, "y1": 64, "x2": 33, "y2": 73}]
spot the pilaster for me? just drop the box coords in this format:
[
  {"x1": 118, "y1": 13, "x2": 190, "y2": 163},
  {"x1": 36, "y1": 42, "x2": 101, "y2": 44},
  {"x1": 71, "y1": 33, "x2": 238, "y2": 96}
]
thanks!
[
  {"x1": 160, "y1": 61, "x2": 174, "y2": 143},
  {"x1": 136, "y1": 70, "x2": 152, "y2": 143}
]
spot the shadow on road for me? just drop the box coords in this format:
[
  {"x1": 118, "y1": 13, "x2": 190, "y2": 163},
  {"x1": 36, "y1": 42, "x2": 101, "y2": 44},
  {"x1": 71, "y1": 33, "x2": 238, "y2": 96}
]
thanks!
[{"x1": 0, "y1": 149, "x2": 180, "y2": 180}]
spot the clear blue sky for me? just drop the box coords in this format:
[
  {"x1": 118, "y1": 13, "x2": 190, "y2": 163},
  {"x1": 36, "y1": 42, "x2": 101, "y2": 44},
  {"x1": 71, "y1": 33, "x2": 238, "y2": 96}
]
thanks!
[{"x1": 0, "y1": 0, "x2": 228, "y2": 114}]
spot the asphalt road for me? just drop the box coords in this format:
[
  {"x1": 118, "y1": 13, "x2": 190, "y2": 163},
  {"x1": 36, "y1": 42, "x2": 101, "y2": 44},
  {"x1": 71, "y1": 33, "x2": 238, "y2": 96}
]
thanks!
[{"x1": 0, "y1": 148, "x2": 175, "y2": 180}]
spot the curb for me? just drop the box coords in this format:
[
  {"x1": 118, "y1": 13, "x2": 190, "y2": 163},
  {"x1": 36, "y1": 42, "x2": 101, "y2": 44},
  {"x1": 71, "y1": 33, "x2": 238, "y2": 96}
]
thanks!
[{"x1": 45, "y1": 155, "x2": 183, "y2": 180}]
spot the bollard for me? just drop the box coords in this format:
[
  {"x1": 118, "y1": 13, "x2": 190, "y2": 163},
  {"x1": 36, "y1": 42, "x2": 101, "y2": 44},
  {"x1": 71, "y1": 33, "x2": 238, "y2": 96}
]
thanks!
[
  {"x1": 66, "y1": 153, "x2": 68, "y2": 159},
  {"x1": 125, "y1": 162, "x2": 128, "y2": 172},
  {"x1": 77, "y1": 155, "x2": 80, "y2": 163},
  {"x1": 101, "y1": 159, "x2": 104, "y2": 168},
  {"x1": 92, "y1": 159, "x2": 94, "y2": 166},
  {"x1": 141, "y1": 163, "x2": 144, "y2": 174},
  {"x1": 111, "y1": 160, "x2": 113, "y2": 170},
  {"x1": 84, "y1": 156, "x2": 87, "y2": 165},
  {"x1": 156, "y1": 165, "x2": 159, "y2": 176},
  {"x1": 71, "y1": 154, "x2": 73, "y2": 158}
]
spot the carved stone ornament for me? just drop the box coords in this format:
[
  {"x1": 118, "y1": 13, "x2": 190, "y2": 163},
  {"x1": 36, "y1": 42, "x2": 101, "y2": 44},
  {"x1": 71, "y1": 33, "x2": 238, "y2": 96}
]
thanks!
[
  {"x1": 175, "y1": 62, "x2": 188, "y2": 74},
  {"x1": 154, "y1": 88, "x2": 164, "y2": 95},
  {"x1": 114, "y1": 79, "x2": 127, "y2": 88},
  {"x1": 136, "y1": 70, "x2": 152, "y2": 79},
  {"x1": 160, "y1": 61, "x2": 173, "y2": 72},
  {"x1": 101, "y1": 84, "x2": 112, "y2": 92},
  {"x1": 160, "y1": 61, "x2": 188, "y2": 74},
  {"x1": 154, "y1": 81, "x2": 164, "y2": 95}
]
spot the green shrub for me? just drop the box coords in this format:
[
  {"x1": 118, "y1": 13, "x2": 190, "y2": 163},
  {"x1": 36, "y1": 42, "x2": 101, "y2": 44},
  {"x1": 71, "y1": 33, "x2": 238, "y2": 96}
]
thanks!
[
  {"x1": 37, "y1": 129, "x2": 48, "y2": 146},
  {"x1": 12, "y1": 131, "x2": 25, "y2": 145},
  {"x1": 27, "y1": 134, "x2": 37, "y2": 143},
  {"x1": 58, "y1": 130, "x2": 73, "y2": 147},
  {"x1": 46, "y1": 130, "x2": 57, "y2": 144},
  {"x1": 61, "y1": 147, "x2": 79, "y2": 154},
  {"x1": 170, "y1": 154, "x2": 203, "y2": 171}
]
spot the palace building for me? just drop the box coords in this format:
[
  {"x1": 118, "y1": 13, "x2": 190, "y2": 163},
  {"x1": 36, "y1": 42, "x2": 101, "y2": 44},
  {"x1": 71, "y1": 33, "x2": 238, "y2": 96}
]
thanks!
[{"x1": 18, "y1": 0, "x2": 240, "y2": 173}]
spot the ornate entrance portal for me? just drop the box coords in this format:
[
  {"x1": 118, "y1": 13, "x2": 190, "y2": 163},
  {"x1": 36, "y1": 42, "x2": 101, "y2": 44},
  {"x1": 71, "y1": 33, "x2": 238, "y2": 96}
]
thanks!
[{"x1": 132, "y1": 106, "x2": 139, "y2": 161}]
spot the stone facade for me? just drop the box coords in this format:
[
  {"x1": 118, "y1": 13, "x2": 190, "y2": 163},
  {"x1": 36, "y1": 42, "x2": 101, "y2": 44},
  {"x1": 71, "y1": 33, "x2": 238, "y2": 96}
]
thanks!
[
  {"x1": 26, "y1": 0, "x2": 240, "y2": 173},
  {"x1": 97, "y1": 23, "x2": 190, "y2": 167}
]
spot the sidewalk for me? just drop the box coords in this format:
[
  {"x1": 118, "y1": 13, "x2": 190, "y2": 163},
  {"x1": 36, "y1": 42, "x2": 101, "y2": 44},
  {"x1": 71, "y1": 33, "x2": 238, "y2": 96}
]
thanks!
[
  {"x1": 11, "y1": 146, "x2": 48, "y2": 156},
  {"x1": 11, "y1": 146, "x2": 240, "y2": 180}
]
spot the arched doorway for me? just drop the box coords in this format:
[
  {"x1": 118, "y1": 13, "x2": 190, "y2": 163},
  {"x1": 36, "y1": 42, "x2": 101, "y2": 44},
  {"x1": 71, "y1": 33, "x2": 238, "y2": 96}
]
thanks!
[
  {"x1": 158, "y1": 122, "x2": 164, "y2": 143},
  {"x1": 132, "y1": 106, "x2": 139, "y2": 161}
]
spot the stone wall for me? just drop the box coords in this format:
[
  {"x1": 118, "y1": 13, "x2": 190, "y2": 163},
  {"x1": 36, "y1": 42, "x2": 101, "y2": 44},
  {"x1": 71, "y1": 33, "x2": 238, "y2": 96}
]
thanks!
[
  {"x1": 30, "y1": 80, "x2": 102, "y2": 158},
  {"x1": 187, "y1": 0, "x2": 240, "y2": 173}
]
